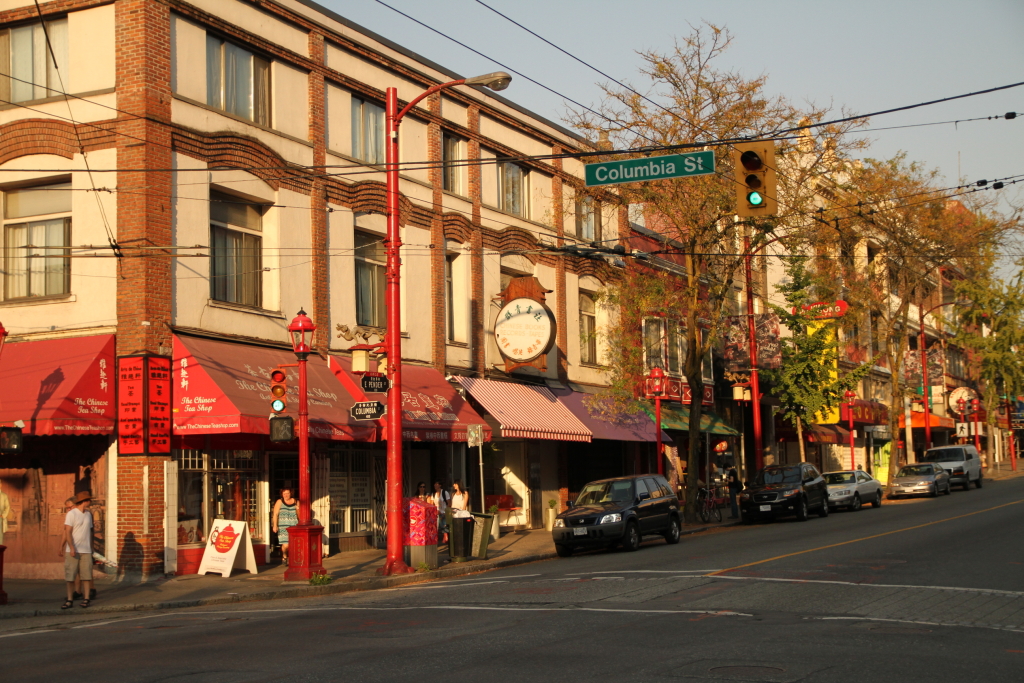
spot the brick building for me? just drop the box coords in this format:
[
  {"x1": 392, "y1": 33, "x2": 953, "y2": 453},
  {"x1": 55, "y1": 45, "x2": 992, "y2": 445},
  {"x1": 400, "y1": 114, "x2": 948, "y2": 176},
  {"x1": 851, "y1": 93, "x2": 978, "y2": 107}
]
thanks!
[{"x1": 0, "y1": 0, "x2": 664, "y2": 579}]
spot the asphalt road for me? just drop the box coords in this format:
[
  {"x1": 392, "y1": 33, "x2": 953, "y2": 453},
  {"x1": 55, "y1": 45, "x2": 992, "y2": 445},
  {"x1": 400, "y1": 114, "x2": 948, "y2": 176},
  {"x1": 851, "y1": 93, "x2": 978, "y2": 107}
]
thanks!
[{"x1": 3, "y1": 477, "x2": 1023, "y2": 683}]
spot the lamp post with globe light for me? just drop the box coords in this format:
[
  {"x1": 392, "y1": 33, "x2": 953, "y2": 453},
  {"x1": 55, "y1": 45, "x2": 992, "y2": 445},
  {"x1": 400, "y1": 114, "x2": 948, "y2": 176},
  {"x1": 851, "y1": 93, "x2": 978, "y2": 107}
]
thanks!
[
  {"x1": 647, "y1": 366, "x2": 666, "y2": 475},
  {"x1": 844, "y1": 390, "x2": 858, "y2": 470}
]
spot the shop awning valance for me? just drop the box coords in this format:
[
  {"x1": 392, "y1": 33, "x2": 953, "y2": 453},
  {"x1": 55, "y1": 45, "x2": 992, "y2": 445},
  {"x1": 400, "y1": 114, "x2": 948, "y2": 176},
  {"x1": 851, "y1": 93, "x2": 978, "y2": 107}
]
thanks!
[
  {"x1": 552, "y1": 388, "x2": 668, "y2": 443},
  {"x1": 0, "y1": 334, "x2": 115, "y2": 435},
  {"x1": 329, "y1": 356, "x2": 491, "y2": 442},
  {"x1": 806, "y1": 424, "x2": 850, "y2": 444},
  {"x1": 453, "y1": 376, "x2": 591, "y2": 442},
  {"x1": 642, "y1": 404, "x2": 740, "y2": 436},
  {"x1": 898, "y1": 411, "x2": 956, "y2": 429},
  {"x1": 173, "y1": 335, "x2": 376, "y2": 441}
]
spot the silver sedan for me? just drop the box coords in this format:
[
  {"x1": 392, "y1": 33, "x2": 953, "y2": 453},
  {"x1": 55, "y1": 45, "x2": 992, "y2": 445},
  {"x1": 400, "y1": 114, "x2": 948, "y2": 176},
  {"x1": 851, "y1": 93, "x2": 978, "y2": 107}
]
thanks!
[
  {"x1": 888, "y1": 463, "x2": 952, "y2": 498},
  {"x1": 824, "y1": 470, "x2": 884, "y2": 511}
]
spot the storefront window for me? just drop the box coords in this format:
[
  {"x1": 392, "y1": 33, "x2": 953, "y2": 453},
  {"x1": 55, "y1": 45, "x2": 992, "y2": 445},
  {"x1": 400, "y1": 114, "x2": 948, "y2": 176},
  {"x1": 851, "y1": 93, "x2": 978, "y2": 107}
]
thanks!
[
  {"x1": 329, "y1": 448, "x2": 372, "y2": 535},
  {"x1": 175, "y1": 449, "x2": 264, "y2": 546}
]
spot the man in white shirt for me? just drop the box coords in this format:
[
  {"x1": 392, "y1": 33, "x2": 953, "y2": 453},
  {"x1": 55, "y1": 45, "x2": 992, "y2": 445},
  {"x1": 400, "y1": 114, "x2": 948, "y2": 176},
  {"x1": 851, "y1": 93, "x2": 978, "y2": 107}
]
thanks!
[{"x1": 62, "y1": 491, "x2": 94, "y2": 609}]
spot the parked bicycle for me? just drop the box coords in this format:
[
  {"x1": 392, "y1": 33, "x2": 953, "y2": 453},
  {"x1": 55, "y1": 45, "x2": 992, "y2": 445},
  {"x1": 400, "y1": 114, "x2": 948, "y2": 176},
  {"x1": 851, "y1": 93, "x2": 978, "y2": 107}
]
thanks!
[{"x1": 696, "y1": 486, "x2": 722, "y2": 523}]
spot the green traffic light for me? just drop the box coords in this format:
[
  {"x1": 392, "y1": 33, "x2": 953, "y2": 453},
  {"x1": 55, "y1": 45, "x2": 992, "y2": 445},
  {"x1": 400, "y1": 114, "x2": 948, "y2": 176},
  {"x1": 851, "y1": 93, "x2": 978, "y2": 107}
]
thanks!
[
  {"x1": 271, "y1": 399, "x2": 286, "y2": 412},
  {"x1": 747, "y1": 191, "x2": 764, "y2": 206}
]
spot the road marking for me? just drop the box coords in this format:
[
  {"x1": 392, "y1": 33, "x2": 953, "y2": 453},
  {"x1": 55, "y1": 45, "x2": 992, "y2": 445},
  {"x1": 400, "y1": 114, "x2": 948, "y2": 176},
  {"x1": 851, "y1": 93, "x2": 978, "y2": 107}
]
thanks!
[
  {"x1": 708, "y1": 499, "x2": 1024, "y2": 576},
  {"x1": 385, "y1": 580, "x2": 509, "y2": 591},
  {"x1": 71, "y1": 614, "x2": 169, "y2": 629},
  {"x1": 811, "y1": 615, "x2": 1024, "y2": 634},
  {"x1": 184, "y1": 605, "x2": 753, "y2": 617},
  {"x1": 569, "y1": 570, "x2": 722, "y2": 575},
  {"x1": 0, "y1": 629, "x2": 59, "y2": 639},
  {"x1": 708, "y1": 575, "x2": 1024, "y2": 597}
]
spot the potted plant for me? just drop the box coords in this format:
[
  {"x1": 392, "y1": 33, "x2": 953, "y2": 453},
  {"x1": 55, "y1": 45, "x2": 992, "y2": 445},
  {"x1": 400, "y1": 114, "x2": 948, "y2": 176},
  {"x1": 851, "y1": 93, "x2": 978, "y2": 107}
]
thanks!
[{"x1": 545, "y1": 499, "x2": 558, "y2": 531}]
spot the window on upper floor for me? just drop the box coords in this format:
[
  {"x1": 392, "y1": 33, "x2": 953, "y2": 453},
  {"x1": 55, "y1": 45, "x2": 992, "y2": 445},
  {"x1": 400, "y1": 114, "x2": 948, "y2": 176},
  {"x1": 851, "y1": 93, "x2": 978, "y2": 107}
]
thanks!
[
  {"x1": 210, "y1": 190, "x2": 264, "y2": 308},
  {"x1": 2, "y1": 182, "x2": 71, "y2": 300},
  {"x1": 498, "y1": 161, "x2": 528, "y2": 218},
  {"x1": 206, "y1": 35, "x2": 270, "y2": 126},
  {"x1": 579, "y1": 292, "x2": 598, "y2": 365},
  {"x1": 0, "y1": 19, "x2": 68, "y2": 104},
  {"x1": 445, "y1": 254, "x2": 457, "y2": 341},
  {"x1": 442, "y1": 132, "x2": 465, "y2": 195},
  {"x1": 355, "y1": 231, "x2": 386, "y2": 327},
  {"x1": 351, "y1": 97, "x2": 385, "y2": 165},
  {"x1": 575, "y1": 196, "x2": 601, "y2": 242},
  {"x1": 642, "y1": 317, "x2": 711, "y2": 381}
]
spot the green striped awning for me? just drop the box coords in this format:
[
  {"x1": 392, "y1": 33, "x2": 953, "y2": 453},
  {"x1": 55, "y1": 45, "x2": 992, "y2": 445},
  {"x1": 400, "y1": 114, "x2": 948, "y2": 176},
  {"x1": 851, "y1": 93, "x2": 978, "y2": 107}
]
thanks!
[{"x1": 642, "y1": 404, "x2": 739, "y2": 436}]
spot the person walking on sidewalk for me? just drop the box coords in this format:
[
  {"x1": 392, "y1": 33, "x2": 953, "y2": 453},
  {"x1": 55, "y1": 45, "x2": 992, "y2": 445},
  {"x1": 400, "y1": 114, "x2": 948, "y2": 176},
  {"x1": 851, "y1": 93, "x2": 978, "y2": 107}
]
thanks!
[
  {"x1": 272, "y1": 488, "x2": 299, "y2": 563},
  {"x1": 726, "y1": 466, "x2": 742, "y2": 520},
  {"x1": 62, "y1": 491, "x2": 94, "y2": 609},
  {"x1": 59, "y1": 496, "x2": 95, "y2": 601},
  {"x1": 430, "y1": 481, "x2": 450, "y2": 546}
]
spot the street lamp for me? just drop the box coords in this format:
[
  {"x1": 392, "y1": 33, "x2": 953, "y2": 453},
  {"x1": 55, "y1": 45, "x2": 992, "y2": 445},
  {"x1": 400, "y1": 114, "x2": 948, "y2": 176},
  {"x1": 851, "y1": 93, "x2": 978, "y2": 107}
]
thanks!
[
  {"x1": 648, "y1": 366, "x2": 666, "y2": 475},
  {"x1": 283, "y1": 309, "x2": 325, "y2": 581},
  {"x1": 971, "y1": 397, "x2": 982, "y2": 455},
  {"x1": 844, "y1": 390, "x2": 858, "y2": 470},
  {"x1": 380, "y1": 71, "x2": 512, "y2": 576}
]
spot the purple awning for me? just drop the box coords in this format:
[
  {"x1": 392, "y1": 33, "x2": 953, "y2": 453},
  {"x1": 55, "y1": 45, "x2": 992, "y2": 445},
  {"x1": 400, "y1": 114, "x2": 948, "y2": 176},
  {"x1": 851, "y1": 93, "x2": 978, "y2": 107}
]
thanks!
[{"x1": 550, "y1": 388, "x2": 670, "y2": 443}]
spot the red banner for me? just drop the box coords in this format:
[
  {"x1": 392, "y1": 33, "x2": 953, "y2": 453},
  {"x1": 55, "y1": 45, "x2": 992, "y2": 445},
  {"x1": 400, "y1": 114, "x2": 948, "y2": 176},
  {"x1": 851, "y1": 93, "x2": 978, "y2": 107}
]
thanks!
[
  {"x1": 118, "y1": 357, "x2": 146, "y2": 454},
  {"x1": 147, "y1": 357, "x2": 172, "y2": 453},
  {"x1": 643, "y1": 377, "x2": 714, "y2": 405}
]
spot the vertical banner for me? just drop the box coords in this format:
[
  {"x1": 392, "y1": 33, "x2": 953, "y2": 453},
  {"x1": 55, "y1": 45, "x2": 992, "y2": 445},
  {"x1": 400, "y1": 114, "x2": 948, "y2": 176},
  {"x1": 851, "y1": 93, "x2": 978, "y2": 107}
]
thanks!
[
  {"x1": 118, "y1": 357, "x2": 146, "y2": 454},
  {"x1": 722, "y1": 314, "x2": 782, "y2": 372},
  {"x1": 147, "y1": 357, "x2": 172, "y2": 453}
]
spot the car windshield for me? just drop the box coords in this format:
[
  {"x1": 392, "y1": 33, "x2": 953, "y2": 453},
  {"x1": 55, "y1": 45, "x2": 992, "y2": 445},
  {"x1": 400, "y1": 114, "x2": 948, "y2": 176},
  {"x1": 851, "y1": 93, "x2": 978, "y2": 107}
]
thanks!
[
  {"x1": 825, "y1": 473, "x2": 855, "y2": 484},
  {"x1": 921, "y1": 449, "x2": 963, "y2": 463},
  {"x1": 897, "y1": 465, "x2": 933, "y2": 477},
  {"x1": 756, "y1": 466, "x2": 802, "y2": 485},
  {"x1": 576, "y1": 480, "x2": 634, "y2": 505}
]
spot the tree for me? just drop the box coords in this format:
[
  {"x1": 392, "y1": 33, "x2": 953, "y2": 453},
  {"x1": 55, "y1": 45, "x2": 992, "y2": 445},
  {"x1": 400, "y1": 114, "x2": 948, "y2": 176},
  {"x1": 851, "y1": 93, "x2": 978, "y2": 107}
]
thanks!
[{"x1": 763, "y1": 256, "x2": 872, "y2": 463}]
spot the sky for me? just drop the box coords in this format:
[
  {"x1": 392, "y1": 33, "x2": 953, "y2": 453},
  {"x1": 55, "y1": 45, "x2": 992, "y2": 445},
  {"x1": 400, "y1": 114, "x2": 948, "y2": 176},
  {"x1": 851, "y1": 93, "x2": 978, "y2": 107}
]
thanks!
[{"x1": 321, "y1": 0, "x2": 1024, "y2": 256}]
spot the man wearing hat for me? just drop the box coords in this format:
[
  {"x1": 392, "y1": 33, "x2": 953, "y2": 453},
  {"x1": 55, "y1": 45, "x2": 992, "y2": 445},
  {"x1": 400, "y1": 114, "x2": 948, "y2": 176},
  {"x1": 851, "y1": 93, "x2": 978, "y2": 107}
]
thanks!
[{"x1": 62, "y1": 491, "x2": 94, "y2": 609}]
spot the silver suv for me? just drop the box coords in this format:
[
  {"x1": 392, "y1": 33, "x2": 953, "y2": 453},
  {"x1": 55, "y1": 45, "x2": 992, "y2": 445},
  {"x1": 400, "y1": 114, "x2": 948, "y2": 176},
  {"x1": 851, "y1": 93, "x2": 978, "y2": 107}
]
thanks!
[{"x1": 920, "y1": 445, "x2": 983, "y2": 491}]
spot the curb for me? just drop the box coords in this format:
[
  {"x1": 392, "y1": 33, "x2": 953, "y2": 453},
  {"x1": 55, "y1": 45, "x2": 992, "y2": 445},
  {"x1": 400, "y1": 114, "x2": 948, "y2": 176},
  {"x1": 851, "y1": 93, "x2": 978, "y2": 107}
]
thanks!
[{"x1": 1, "y1": 522, "x2": 736, "y2": 620}]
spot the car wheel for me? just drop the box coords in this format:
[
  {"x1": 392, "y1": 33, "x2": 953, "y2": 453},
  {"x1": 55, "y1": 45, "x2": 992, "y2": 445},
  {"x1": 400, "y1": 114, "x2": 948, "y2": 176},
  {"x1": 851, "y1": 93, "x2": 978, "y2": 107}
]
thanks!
[
  {"x1": 795, "y1": 497, "x2": 809, "y2": 521},
  {"x1": 622, "y1": 521, "x2": 641, "y2": 552},
  {"x1": 818, "y1": 499, "x2": 829, "y2": 518},
  {"x1": 963, "y1": 479, "x2": 971, "y2": 491},
  {"x1": 663, "y1": 517, "x2": 681, "y2": 545},
  {"x1": 929, "y1": 485, "x2": 938, "y2": 498},
  {"x1": 850, "y1": 494, "x2": 862, "y2": 511},
  {"x1": 944, "y1": 482, "x2": 951, "y2": 495},
  {"x1": 871, "y1": 491, "x2": 883, "y2": 508},
  {"x1": 555, "y1": 544, "x2": 573, "y2": 558},
  {"x1": 976, "y1": 474, "x2": 983, "y2": 489}
]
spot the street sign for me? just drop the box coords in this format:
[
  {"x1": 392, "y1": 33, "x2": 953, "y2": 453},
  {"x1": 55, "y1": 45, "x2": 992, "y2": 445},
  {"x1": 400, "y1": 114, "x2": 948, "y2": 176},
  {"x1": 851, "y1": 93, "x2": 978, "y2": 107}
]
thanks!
[
  {"x1": 585, "y1": 151, "x2": 715, "y2": 187},
  {"x1": 360, "y1": 372, "x2": 391, "y2": 394},
  {"x1": 350, "y1": 401, "x2": 386, "y2": 420},
  {"x1": 467, "y1": 424, "x2": 484, "y2": 448},
  {"x1": 956, "y1": 422, "x2": 981, "y2": 437}
]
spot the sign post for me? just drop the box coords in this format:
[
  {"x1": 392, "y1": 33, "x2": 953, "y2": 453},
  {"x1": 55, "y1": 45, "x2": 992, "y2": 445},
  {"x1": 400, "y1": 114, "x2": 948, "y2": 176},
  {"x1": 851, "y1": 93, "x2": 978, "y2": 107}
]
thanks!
[
  {"x1": 585, "y1": 151, "x2": 715, "y2": 187},
  {"x1": 468, "y1": 424, "x2": 485, "y2": 514}
]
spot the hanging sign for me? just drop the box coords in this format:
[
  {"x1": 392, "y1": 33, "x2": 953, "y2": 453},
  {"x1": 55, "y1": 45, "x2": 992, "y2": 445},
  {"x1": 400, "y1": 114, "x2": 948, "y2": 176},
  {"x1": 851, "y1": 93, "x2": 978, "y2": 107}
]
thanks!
[
  {"x1": 493, "y1": 277, "x2": 556, "y2": 373},
  {"x1": 798, "y1": 300, "x2": 848, "y2": 319},
  {"x1": 147, "y1": 357, "x2": 171, "y2": 453},
  {"x1": 117, "y1": 357, "x2": 146, "y2": 454},
  {"x1": 196, "y1": 519, "x2": 257, "y2": 577}
]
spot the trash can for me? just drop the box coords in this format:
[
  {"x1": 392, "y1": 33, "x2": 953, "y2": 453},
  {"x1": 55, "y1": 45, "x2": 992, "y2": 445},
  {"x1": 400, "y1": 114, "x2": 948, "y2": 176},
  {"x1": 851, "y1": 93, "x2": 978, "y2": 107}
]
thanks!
[
  {"x1": 471, "y1": 513, "x2": 495, "y2": 560},
  {"x1": 449, "y1": 516, "x2": 475, "y2": 562}
]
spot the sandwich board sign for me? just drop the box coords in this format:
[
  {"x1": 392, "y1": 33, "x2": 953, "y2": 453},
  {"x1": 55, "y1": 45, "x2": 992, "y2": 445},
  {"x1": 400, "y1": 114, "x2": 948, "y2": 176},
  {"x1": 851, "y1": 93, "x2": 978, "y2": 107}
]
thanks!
[{"x1": 196, "y1": 519, "x2": 257, "y2": 577}]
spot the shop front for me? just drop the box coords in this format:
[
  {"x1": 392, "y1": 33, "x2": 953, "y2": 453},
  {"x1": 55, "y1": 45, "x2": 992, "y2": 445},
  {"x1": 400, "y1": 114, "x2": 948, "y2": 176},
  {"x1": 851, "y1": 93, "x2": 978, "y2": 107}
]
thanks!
[
  {"x1": 0, "y1": 333, "x2": 116, "y2": 579},
  {"x1": 645, "y1": 403, "x2": 740, "y2": 499}
]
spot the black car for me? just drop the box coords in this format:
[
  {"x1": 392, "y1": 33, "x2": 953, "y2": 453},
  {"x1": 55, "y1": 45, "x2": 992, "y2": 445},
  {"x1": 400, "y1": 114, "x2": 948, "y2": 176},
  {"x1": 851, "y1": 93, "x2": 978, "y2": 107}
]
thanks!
[
  {"x1": 740, "y1": 463, "x2": 829, "y2": 523},
  {"x1": 552, "y1": 474, "x2": 681, "y2": 557}
]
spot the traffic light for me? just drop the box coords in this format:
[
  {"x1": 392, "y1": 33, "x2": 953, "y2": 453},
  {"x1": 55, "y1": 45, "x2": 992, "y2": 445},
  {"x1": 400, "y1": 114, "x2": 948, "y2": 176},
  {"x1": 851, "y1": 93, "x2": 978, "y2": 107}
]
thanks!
[
  {"x1": 733, "y1": 141, "x2": 777, "y2": 217},
  {"x1": 269, "y1": 367, "x2": 288, "y2": 414}
]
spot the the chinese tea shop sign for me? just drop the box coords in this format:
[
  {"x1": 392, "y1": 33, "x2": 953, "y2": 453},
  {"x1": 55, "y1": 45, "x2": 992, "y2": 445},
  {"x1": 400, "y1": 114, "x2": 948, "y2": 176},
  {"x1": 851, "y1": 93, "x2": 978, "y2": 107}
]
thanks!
[
  {"x1": 494, "y1": 298, "x2": 554, "y2": 363},
  {"x1": 196, "y1": 519, "x2": 257, "y2": 577}
]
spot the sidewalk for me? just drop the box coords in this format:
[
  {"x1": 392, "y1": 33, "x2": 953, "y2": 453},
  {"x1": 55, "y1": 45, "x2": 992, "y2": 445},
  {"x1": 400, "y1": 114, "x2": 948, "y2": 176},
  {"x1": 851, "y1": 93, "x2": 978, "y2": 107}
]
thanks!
[{"x1": 1, "y1": 519, "x2": 735, "y2": 619}]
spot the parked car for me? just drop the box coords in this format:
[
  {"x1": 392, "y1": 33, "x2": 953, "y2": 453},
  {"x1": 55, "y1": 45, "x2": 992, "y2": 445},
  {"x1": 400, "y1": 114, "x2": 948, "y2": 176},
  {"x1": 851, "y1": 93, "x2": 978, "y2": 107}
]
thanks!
[
  {"x1": 888, "y1": 463, "x2": 952, "y2": 498},
  {"x1": 740, "y1": 463, "x2": 829, "y2": 523},
  {"x1": 824, "y1": 470, "x2": 884, "y2": 510},
  {"x1": 920, "y1": 445, "x2": 983, "y2": 490},
  {"x1": 552, "y1": 474, "x2": 680, "y2": 557}
]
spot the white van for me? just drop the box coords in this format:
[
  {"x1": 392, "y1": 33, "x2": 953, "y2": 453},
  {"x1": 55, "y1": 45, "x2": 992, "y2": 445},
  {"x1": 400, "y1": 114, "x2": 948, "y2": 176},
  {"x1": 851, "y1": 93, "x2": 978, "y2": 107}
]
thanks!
[{"x1": 920, "y1": 445, "x2": 983, "y2": 491}]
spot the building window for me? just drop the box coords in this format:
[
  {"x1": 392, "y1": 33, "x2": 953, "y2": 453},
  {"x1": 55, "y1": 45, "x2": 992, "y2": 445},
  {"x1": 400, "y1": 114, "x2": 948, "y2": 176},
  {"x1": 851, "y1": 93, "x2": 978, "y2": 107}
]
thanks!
[
  {"x1": 206, "y1": 35, "x2": 270, "y2": 125},
  {"x1": 498, "y1": 162, "x2": 528, "y2": 218},
  {"x1": 644, "y1": 318, "x2": 665, "y2": 371},
  {"x1": 210, "y1": 190, "x2": 263, "y2": 307},
  {"x1": 667, "y1": 321, "x2": 684, "y2": 375},
  {"x1": 352, "y1": 97, "x2": 385, "y2": 165},
  {"x1": 445, "y1": 254, "x2": 457, "y2": 340},
  {"x1": 580, "y1": 292, "x2": 598, "y2": 365},
  {"x1": 643, "y1": 318, "x2": 705, "y2": 379},
  {"x1": 175, "y1": 449, "x2": 264, "y2": 546},
  {"x1": 3, "y1": 183, "x2": 71, "y2": 300},
  {"x1": 355, "y1": 231, "x2": 386, "y2": 327},
  {"x1": 442, "y1": 132, "x2": 465, "y2": 194},
  {"x1": 0, "y1": 19, "x2": 68, "y2": 103},
  {"x1": 328, "y1": 448, "x2": 373, "y2": 535},
  {"x1": 575, "y1": 196, "x2": 601, "y2": 241}
]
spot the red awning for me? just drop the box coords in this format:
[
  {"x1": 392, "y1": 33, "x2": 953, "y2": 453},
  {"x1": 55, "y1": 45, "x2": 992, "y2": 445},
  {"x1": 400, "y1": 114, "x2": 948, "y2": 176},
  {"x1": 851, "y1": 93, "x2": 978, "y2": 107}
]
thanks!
[
  {"x1": 172, "y1": 335, "x2": 376, "y2": 441},
  {"x1": 329, "y1": 356, "x2": 490, "y2": 442},
  {"x1": 453, "y1": 376, "x2": 591, "y2": 442},
  {"x1": 898, "y1": 411, "x2": 956, "y2": 429},
  {"x1": 550, "y1": 388, "x2": 668, "y2": 443},
  {"x1": 806, "y1": 424, "x2": 850, "y2": 444},
  {"x1": 0, "y1": 334, "x2": 115, "y2": 435}
]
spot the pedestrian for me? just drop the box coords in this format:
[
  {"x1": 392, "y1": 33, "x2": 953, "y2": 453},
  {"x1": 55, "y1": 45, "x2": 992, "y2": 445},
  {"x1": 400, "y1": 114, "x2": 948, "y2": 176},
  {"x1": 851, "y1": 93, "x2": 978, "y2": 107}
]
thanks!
[
  {"x1": 62, "y1": 491, "x2": 94, "y2": 609},
  {"x1": 415, "y1": 481, "x2": 430, "y2": 502},
  {"x1": 429, "y1": 481, "x2": 450, "y2": 545},
  {"x1": 726, "y1": 465, "x2": 742, "y2": 520},
  {"x1": 58, "y1": 497, "x2": 86, "y2": 600},
  {"x1": 450, "y1": 480, "x2": 470, "y2": 518},
  {"x1": 0, "y1": 479, "x2": 9, "y2": 546},
  {"x1": 272, "y1": 487, "x2": 299, "y2": 563}
]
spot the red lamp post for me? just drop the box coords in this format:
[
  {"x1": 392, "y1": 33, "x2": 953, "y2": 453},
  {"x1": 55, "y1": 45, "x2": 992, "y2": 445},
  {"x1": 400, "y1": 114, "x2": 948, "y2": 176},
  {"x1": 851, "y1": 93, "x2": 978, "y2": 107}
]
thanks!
[
  {"x1": 743, "y1": 235, "x2": 764, "y2": 470},
  {"x1": 957, "y1": 397, "x2": 967, "y2": 444},
  {"x1": 971, "y1": 397, "x2": 982, "y2": 456},
  {"x1": 648, "y1": 366, "x2": 666, "y2": 475},
  {"x1": 283, "y1": 309, "x2": 325, "y2": 582},
  {"x1": 379, "y1": 71, "x2": 511, "y2": 576},
  {"x1": 0, "y1": 320, "x2": 6, "y2": 604},
  {"x1": 844, "y1": 390, "x2": 858, "y2": 470}
]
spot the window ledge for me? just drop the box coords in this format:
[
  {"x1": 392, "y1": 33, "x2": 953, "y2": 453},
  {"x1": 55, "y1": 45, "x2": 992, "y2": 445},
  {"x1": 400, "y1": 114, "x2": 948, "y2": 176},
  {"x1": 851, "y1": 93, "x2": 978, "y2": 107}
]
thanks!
[
  {"x1": 578, "y1": 362, "x2": 605, "y2": 370},
  {"x1": 480, "y1": 204, "x2": 555, "y2": 232},
  {"x1": 446, "y1": 340, "x2": 470, "y2": 348},
  {"x1": 173, "y1": 94, "x2": 313, "y2": 148},
  {"x1": 0, "y1": 293, "x2": 76, "y2": 308},
  {"x1": 207, "y1": 298, "x2": 286, "y2": 319},
  {"x1": 326, "y1": 148, "x2": 432, "y2": 188},
  {"x1": 0, "y1": 88, "x2": 115, "y2": 111}
]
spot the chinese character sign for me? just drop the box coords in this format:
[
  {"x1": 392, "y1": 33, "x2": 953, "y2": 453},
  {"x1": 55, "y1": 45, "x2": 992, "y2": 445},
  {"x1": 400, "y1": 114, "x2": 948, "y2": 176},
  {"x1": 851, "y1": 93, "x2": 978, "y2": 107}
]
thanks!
[
  {"x1": 118, "y1": 355, "x2": 172, "y2": 455},
  {"x1": 147, "y1": 356, "x2": 171, "y2": 453}
]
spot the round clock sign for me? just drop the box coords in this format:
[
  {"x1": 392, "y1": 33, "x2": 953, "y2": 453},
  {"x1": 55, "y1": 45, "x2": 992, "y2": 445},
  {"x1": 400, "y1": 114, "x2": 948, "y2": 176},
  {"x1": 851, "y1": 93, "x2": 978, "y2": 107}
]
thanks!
[{"x1": 494, "y1": 297, "x2": 554, "y2": 363}]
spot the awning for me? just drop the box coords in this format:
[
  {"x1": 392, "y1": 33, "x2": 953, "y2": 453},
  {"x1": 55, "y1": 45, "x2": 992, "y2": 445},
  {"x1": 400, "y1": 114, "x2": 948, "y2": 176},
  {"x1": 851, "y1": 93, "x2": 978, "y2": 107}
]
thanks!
[
  {"x1": 899, "y1": 411, "x2": 956, "y2": 429},
  {"x1": 329, "y1": 357, "x2": 491, "y2": 442},
  {"x1": 806, "y1": 424, "x2": 850, "y2": 444},
  {"x1": 453, "y1": 376, "x2": 591, "y2": 442},
  {"x1": 173, "y1": 335, "x2": 376, "y2": 441},
  {"x1": 0, "y1": 334, "x2": 115, "y2": 435},
  {"x1": 642, "y1": 404, "x2": 740, "y2": 436},
  {"x1": 551, "y1": 388, "x2": 668, "y2": 443},
  {"x1": 841, "y1": 399, "x2": 889, "y2": 425}
]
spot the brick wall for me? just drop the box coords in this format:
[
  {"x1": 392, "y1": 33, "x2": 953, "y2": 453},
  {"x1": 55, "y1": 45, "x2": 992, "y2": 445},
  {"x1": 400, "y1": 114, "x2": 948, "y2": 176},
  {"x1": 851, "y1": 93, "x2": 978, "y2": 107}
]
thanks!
[{"x1": 308, "y1": 31, "x2": 329, "y2": 351}]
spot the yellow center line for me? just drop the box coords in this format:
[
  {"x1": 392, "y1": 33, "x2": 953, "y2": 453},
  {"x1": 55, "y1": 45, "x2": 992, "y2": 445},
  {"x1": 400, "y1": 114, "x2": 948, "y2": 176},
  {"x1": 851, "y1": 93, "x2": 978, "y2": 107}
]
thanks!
[{"x1": 706, "y1": 499, "x2": 1023, "y2": 577}]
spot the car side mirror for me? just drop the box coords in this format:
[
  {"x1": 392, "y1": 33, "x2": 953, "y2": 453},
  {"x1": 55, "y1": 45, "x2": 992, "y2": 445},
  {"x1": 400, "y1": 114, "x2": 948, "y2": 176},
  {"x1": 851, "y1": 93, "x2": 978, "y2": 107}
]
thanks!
[
  {"x1": 638, "y1": 492, "x2": 650, "y2": 501},
  {"x1": 567, "y1": 500, "x2": 575, "y2": 509}
]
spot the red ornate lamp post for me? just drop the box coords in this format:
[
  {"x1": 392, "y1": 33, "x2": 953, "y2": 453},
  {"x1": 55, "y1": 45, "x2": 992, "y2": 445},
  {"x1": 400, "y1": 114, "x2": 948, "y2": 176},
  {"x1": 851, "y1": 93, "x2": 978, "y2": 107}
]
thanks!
[
  {"x1": 379, "y1": 71, "x2": 511, "y2": 576},
  {"x1": 648, "y1": 366, "x2": 666, "y2": 475},
  {"x1": 971, "y1": 397, "x2": 982, "y2": 455},
  {"x1": 844, "y1": 390, "x2": 858, "y2": 470},
  {"x1": 283, "y1": 309, "x2": 325, "y2": 581}
]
